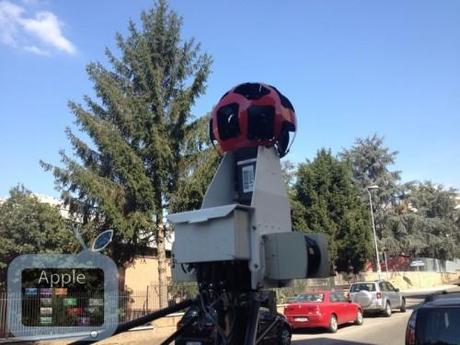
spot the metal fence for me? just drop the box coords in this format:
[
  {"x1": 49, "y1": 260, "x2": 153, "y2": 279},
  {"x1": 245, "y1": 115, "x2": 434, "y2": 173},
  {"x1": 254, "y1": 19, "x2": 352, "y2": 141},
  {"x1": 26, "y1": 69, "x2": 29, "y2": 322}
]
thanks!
[
  {"x1": 413, "y1": 257, "x2": 460, "y2": 273},
  {"x1": 275, "y1": 277, "x2": 349, "y2": 304},
  {"x1": 0, "y1": 279, "x2": 347, "y2": 340},
  {"x1": 0, "y1": 283, "x2": 197, "y2": 340}
]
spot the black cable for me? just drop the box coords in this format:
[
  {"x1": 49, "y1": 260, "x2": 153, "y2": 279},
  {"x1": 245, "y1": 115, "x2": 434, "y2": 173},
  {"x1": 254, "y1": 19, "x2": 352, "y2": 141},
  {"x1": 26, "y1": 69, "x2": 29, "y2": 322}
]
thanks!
[
  {"x1": 159, "y1": 314, "x2": 197, "y2": 345},
  {"x1": 68, "y1": 298, "x2": 195, "y2": 345}
]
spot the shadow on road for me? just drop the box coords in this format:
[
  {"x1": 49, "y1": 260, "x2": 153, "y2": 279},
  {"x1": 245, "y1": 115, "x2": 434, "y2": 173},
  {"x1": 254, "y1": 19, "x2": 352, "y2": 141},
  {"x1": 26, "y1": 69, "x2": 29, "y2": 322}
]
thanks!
[
  {"x1": 293, "y1": 323, "x2": 356, "y2": 335},
  {"x1": 292, "y1": 339, "x2": 373, "y2": 345}
]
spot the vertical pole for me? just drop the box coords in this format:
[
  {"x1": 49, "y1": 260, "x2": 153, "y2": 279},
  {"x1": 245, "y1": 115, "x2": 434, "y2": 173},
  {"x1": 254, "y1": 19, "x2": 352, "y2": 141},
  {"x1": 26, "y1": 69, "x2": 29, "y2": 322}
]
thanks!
[
  {"x1": 384, "y1": 251, "x2": 389, "y2": 280},
  {"x1": 243, "y1": 294, "x2": 261, "y2": 345},
  {"x1": 368, "y1": 190, "x2": 381, "y2": 280}
]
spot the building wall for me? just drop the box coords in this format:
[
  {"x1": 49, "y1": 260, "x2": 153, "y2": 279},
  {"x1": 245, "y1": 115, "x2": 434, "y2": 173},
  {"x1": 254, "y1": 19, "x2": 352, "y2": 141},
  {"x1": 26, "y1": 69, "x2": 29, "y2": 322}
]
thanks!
[
  {"x1": 124, "y1": 256, "x2": 173, "y2": 310},
  {"x1": 125, "y1": 257, "x2": 162, "y2": 291},
  {"x1": 359, "y1": 271, "x2": 458, "y2": 289}
]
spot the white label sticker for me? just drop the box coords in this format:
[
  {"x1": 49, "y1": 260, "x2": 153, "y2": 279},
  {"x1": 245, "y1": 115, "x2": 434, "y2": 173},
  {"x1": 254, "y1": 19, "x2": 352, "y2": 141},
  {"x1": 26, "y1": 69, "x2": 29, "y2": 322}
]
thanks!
[{"x1": 242, "y1": 165, "x2": 255, "y2": 193}]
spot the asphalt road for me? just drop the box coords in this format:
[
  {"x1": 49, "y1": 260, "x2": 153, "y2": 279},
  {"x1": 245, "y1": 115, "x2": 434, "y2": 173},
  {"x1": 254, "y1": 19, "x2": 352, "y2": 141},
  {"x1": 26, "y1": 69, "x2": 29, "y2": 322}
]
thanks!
[{"x1": 290, "y1": 298, "x2": 422, "y2": 345}]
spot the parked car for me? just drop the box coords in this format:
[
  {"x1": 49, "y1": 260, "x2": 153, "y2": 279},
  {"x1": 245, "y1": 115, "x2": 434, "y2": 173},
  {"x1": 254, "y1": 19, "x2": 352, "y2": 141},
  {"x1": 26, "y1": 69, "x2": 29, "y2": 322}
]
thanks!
[
  {"x1": 283, "y1": 291, "x2": 363, "y2": 333},
  {"x1": 176, "y1": 305, "x2": 292, "y2": 345},
  {"x1": 406, "y1": 291, "x2": 460, "y2": 345},
  {"x1": 285, "y1": 296, "x2": 300, "y2": 304},
  {"x1": 349, "y1": 280, "x2": 406, "y2": 316}
]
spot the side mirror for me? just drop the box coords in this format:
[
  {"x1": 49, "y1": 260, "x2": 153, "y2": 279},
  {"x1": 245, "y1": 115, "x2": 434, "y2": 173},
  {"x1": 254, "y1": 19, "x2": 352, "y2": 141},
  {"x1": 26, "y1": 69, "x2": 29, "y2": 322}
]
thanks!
[
  {"x1": 91, "y1": 229, "x2": 114, "y2": 252},
  {"x1": 395, "y1": 288, "x2": 400, "y2": 292}
]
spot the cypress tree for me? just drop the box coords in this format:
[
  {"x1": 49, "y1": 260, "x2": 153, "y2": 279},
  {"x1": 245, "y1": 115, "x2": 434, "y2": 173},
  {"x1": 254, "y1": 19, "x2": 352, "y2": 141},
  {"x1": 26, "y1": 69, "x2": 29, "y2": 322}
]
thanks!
[{"x1": 292, "y1": 149, "x2": 373, "y2": 273}]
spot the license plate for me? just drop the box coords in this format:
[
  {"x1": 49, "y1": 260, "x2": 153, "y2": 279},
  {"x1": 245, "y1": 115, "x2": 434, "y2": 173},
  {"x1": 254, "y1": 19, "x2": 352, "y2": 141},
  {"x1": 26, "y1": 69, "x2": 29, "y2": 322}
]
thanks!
[
  {"x1": 186, "y1": 342, "x2": 202, "y2": 345},
  {"x1": 294, "y1": 317, "x2": 308, "y2": 322}
]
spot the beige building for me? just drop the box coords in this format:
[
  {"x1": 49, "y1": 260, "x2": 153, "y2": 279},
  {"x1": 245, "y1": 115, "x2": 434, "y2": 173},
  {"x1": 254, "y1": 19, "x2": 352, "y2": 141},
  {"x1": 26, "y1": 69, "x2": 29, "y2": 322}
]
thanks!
[{"x1": 123, "y1": 254, "x2": 173, "y2": 311}]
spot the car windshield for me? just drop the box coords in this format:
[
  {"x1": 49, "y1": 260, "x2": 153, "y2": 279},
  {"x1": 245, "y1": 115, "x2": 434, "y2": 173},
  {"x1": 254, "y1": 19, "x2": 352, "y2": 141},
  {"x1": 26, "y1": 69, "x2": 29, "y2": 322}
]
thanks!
[
  {"x1": 416, "y1": 308, "x2": 460, "y2": 345},
  {"x1": 295, "y1": 294, "x2": 324, "y2": 302},
  {"x1": 350, "y1": 283, "x2": 376, "y2": 292}
]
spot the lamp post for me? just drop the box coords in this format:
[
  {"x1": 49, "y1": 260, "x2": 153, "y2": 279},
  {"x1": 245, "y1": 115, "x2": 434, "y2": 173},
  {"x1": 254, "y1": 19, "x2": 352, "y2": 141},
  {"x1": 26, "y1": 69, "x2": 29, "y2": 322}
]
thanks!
[
  {"x1": 382, "y1": 249, "x2": 389, "y2": 280},
  {"x1": 367, "y1": 185, "x2": 381, "y2": 280}
]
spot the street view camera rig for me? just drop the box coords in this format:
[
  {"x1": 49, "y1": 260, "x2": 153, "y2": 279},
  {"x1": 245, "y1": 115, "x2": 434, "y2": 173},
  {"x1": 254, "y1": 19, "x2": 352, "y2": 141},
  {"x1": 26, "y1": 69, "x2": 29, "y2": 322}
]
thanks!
[{"x1": 72, "y1": 82, "x2": 330, "y2": 345}]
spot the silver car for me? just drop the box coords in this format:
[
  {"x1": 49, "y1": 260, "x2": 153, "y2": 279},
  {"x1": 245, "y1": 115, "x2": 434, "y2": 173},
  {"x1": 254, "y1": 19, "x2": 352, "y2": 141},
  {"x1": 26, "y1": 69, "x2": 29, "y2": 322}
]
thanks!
[{"x1": 349, "y1": 280, "x2": 406, "y2": 316}]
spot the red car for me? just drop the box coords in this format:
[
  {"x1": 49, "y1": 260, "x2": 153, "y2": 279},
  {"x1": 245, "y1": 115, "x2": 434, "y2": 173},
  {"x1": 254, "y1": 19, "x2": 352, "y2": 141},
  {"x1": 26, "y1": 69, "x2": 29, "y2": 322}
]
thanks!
[{"x1": 283, "y1": 291, "x2": 363, "y2": 333}]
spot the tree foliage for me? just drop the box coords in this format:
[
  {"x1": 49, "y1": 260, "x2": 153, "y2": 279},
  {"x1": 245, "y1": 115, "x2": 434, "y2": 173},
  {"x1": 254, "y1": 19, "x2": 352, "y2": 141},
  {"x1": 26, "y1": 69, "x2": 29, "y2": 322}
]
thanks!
[
  {"x1": 0, "y1": 186, "x2": 77, "y2": 286},
  {"x1": 395, "y1": 182, "x2": 459, "y2": 260},
  {"x1": 292, "y1": 149, "x2": 373, "y2": 272},
  {"x1": 169, "y1": 114, "x2": 220, "y2": 212},
  {"x1": 340, "y1": 134, "x2": 401, "y2": 211},
  {"x1": 41, "y1": 0, "x2": 213, "y2": 306},
  {"x1": 340, "y1": 134, "x2": 460, "y2": 261},
  {"x1": 340, "y1": 135, "x2": 402, "y2": 254}
]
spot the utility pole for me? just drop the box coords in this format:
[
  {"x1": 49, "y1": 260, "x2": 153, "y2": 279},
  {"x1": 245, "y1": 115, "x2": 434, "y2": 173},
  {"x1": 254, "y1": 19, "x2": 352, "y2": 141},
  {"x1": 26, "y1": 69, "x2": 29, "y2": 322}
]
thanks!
[{"x1": 367, "y1": 185, "x2": 381, "y2": 280}]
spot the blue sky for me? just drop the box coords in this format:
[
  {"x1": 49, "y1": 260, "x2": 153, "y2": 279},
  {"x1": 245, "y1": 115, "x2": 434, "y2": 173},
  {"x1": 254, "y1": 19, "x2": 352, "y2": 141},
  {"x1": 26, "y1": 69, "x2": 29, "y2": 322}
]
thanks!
[{"x1": 0, "y1": 0, "x2": 459, "y2": 198}]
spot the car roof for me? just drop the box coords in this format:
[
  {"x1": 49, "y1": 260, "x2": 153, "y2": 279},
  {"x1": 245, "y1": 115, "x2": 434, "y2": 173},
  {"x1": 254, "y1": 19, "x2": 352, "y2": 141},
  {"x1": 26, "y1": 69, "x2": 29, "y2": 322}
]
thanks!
[
  {"x1": 423, "y1": 292, "x2": 460, "y2": 307},
  {"x1": 351, "y1": 281, "x2": 377, "y2": 285},
  {"x1": 298, "y1": 291, "x2": 329, "y2": 296}
]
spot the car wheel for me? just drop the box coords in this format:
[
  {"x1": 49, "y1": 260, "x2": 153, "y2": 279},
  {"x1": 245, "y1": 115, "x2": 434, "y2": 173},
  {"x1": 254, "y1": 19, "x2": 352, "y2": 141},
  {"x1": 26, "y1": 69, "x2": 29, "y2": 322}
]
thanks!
[
  {"x1": 355, "y1": 310, "x2": 364, "y2": 325},
  {"x1": 328, "y1": 314, "x2": 338, "y2": 333},
  {"x1": 383, "y1": 302, "x2": 392, "y2": 317},
  {"x1": 400, "y1": 298, "x2": 406, "y2": 312},
  {"x1": 278, "y1": 325, "x2": 292, "y2": 345}
]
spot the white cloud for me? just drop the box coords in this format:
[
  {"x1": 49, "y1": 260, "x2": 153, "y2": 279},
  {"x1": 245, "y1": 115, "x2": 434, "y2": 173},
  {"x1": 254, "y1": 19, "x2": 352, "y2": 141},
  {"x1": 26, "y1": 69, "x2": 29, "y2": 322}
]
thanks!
[
  {"x1": 0, "y1": 0, "x2": 76, "y2": 55},
  {"x1": 20, "y1": 11, "x2": 75, "y2": 54},
  {"x1": 23, "y1": 44, "x2": 49, "y2": 55},
  {"x1": 0, "y1": 1, "x2": 23, "y2": 46}
]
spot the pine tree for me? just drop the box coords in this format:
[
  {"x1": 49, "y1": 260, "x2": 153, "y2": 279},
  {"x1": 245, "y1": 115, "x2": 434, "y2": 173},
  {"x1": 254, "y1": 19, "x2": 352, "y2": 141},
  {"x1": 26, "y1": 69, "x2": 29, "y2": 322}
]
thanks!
[
  {"x1": 339, "y1": 135, "x2": 460, "y2": 261},
  {"x1": 292, "y1": 149, "x2": 373, "y2": 273},
  {"x1": 41, "y1": 0, "x2": 212, "y2": 307},
  {"x1": 398, "y1": 181, "x2": 459, "y2": 260},
  {"x1": 340, "y1": 134, "x2": 401, "y2": 213},
  {"x1": 340, "y1": 134, "x2": 401, "y2": 256}
]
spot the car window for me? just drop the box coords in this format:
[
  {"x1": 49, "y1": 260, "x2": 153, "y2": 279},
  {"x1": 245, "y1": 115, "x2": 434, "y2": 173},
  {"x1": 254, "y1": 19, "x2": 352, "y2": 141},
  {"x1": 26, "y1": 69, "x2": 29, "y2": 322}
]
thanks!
[
  {"x1": 330, "y1": 292, "x2": 348, "y2": 302},
  {"x1": 333, "y1": 292, "x2": 347, "y2": 302},
  {"x1": 416, "y1": 308, "x2": 460, "y2": 344},
  {"x1": 379, "y1": 282, "x2": 387, "y2": 291},
  {"x1": 296, "y1": 293, "x2": 324, "y2": 302},
  {"x1": 350, "y1": 283, "x2": 376, "y2": 292},
  {"x1": 385, "y1": 282, "x2": 395, "y2": 291}
]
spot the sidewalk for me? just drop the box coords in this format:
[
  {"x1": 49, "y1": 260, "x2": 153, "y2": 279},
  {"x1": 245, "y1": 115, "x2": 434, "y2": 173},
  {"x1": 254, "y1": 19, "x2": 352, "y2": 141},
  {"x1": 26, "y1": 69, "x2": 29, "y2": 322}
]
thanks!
[{"x1": 3, "y1": 327, "x2": 173, "y2": 345}]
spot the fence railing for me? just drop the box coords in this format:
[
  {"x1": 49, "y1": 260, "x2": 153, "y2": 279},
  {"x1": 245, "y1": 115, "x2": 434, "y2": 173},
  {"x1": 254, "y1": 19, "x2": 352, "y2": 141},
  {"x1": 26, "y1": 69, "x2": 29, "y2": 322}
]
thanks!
[
  {"x1": 1, "y1": 279, "x2": 345, "y2": 339},
  {"x1": 0, "y1": 283, "x2": 197, "y2": 340}
]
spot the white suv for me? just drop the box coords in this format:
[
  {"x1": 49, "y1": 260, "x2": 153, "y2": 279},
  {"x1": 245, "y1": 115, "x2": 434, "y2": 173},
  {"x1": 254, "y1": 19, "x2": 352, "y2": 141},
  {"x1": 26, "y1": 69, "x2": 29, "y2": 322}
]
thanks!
[{"x1": 349, "y1": 280, "x2": 406, "y2": 316}]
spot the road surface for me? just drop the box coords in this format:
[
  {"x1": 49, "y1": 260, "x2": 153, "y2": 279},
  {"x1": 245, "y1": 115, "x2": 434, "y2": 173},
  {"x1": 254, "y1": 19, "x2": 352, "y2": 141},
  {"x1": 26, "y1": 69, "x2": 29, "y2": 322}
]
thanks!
[{"x1": 290, "y1": 298, "x2": 421, "y2": 345}]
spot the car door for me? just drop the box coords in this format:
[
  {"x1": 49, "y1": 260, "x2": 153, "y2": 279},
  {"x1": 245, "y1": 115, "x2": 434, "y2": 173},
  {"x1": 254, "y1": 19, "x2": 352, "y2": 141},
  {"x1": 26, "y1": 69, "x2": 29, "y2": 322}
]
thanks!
[
  {"x1": 338, "y1": 292, "x2": 355, "y2": 322},
  {"x1": 329, "y1": 292, "x2": 346, "y2": 324},
  {"x1": 385, "y1": 282, "x2": 400, "y2": 308},
  {"x1": 379, "y1": 282, "x2": 389, "y2": 306}
]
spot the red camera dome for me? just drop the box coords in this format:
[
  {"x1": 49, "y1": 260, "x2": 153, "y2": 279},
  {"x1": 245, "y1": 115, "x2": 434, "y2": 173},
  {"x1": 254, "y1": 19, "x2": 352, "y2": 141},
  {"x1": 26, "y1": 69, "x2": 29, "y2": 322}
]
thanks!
[{"x1": 210, "y1": 82, "x2": 296, "y2": 157}]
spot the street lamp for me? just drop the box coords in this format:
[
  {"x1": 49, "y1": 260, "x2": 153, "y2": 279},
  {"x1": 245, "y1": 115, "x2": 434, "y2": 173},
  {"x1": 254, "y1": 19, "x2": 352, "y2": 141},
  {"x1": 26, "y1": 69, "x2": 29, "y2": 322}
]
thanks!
[{"x1": 367, "y1": 185, "x2": 381, "y2": 280}]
